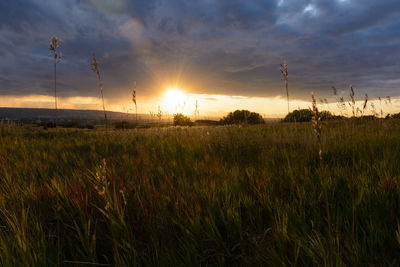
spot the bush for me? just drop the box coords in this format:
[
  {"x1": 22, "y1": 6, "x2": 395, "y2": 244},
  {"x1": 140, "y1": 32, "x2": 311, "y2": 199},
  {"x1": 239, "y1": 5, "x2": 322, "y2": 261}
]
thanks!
[
  {"x1": 388, "y1": 112, "x2": 400, "y2": 119},
  {"x1": 195, "y1": 120, "x2": 219, "y2": 126},
  {"x1": 83, "y1": 124, "x2": 95, "y2": 130},
  {"x1": 357, "y1": 115, "x2": 377, "y2": 121},
  {"x1": 320, "y1": 111, "x2": 344, "y2": 121},
  {"x1": 173, "y1": 113, "x2": 194, "y2": 126},
  {"x1": 113, "y1": 121, "x2": 137, "y2": 129},
  {"x1": 219, "y1": 110, "x2": 265, "y2": 125},
  {"x1": 38, "y1": 121, "x2": 56, "y2": 129},
  {"x1": 282, "y1": 109, "x2": 342, "y2": 122},
  {"x1": 59, "y1": 121, "x2": 81, "y2": 128},
  {"x1": 282, "y1": 109, "x2": 313, "y2": 122}
]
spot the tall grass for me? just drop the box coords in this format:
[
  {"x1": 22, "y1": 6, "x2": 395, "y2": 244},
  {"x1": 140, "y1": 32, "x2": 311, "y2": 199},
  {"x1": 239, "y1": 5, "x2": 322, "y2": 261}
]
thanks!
[
  {"x1": 90, "y1": 53, "x2": 108, "y2": 136},
  {"x1": 280, "y1": 60, "x2": 289, "y2": 114},
  {"x1": 0, "y1": 121, "x2": 400, "y2": 265},
  {"x1": 132, "y1": 81, "x2": 137, "y2": 124},
  {"x1": 311, "y1": 92, "x2": 322, "y2": 160},
  {"x1": 349, "y1": 85, "x2": 356, "y2": 117},
  {"x1": 49, "y1": 36, "x2": 62, "y2": 127},
  {"x1": 195, "y1": 100, "x2": 199, "y2": 121}
]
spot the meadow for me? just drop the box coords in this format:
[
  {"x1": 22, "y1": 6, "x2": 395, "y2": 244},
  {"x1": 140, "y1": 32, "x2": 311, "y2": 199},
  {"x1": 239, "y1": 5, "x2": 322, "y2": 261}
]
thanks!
[{"x1": 0, "y1": 119, "x2": 400, "y2": 266}]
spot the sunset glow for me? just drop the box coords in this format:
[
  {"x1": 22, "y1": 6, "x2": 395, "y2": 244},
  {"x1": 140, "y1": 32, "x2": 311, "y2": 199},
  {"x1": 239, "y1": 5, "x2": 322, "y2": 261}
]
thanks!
[{"x1": 163, "y1": 88, "x2": 188, "y2": 113}]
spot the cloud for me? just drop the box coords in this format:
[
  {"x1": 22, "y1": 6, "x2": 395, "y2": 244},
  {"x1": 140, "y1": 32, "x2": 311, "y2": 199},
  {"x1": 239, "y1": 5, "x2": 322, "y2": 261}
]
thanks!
[
  {"x1": 0, "y1": 0, "x2": 399, "y2": 105},
  {"x1": 84, "y1": 0, "x2": 158, "y2": 23}
]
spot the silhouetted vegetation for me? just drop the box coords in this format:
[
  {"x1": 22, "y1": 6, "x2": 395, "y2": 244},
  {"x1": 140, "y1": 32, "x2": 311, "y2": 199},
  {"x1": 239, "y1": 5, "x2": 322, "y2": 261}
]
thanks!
[
  {"x1": 280, "y1": 60, "x2": 290, "y2": 113},
  {"x1": 282, "y1": 109, "x2": 313, "y2": 122},
  {"x1": 219, "y1": 110, "x2": 265, "y2": 125},
  {"x1": 388, "y1": 112, "x2": 400, "y2": 119},
  {"x1": 357, "y1": 115, "x2": 377, "y2": 121},
  {"x1": 37, "y1": 121, "x2": 94, "y2": 129},
  {"x1": 59, "y1": 121, "x2": 81, "y2": 128},
  {"x1": 173, "y1": 113, "x2": 194, "y2": 126},
  {"x1": 283, "y1": 109, "x2": 344, "y2": 122},
  {"x1": 113, "y1": 121, "x2": 137, "y2": 129},
  {"x1": 195, "y1": 119, "x2": 219, "y2": 126},
  {"x1": 49, "y1": 36, "x2": 62, "y2": 126},
  {"x1": 38, "y1": 121, "x2": 57, "y2": 129}
]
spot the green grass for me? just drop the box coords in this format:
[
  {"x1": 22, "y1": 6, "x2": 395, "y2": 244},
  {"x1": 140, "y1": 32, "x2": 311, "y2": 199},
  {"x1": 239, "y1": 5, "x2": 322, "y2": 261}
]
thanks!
[{"x1": 0, "y1": 120, "x2": 400, "y2": 266}]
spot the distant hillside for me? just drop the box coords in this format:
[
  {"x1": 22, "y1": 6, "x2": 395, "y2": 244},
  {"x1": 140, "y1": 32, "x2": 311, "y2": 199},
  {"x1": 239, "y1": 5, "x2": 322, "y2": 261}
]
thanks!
[
  {"x1": 0, "y1": 108, "x2": 144, "y2": 123},
  {"x1": 0, "y1": 108, "x2": 281, "y2": 125}
]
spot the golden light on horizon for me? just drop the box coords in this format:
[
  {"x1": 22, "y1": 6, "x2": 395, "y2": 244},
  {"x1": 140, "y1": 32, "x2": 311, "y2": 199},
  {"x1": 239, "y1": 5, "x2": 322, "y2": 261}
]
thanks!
[
  {"x1": 163, "y1": 88, "x2": 188, "y2": 113},
  {"x1": 2, "y1": 93, "x2": 398, "y2": 119}
]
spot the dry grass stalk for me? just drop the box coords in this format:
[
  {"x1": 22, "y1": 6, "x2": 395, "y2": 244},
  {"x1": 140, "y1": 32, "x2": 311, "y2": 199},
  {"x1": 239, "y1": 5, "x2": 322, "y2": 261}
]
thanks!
[
  {"x1": 149, "y1": 111, "x2": 155, "y2": 123},
  {"x1": 90, "y1": 53, "x2": 114, "y2": 185},
  {"x1": 49, "y1": 36, "x2": 62, "y2": 127},
  {"x1": 312, "y1": 92, "x2": 322, "y2": 160},
  {"x1": 337, "y1": 96, "x2": 346, "y2": 116},
  {"x1": 332, "y1": 86, "x2": 337, "y2": 95},
  {"x1": 157, "y1": 105, "x2": 163, "y2": 126},
  {"x1": 90, "y1": 53, "x2": 108, "y2": 133},
  {"x1": 349, "y1": 85, "x2": 355, "y2": 117},
  {"x1": 363, "y1": 94, "x2": 368, "y2": 115},
  {"x1": 370, "y1": 102, "x2": 377, "y2": 116},
  {"x1": 132, "y1": 81, "x2": 137, "y2": 123},
  {"x1": 94, "y1": 158, "x2": 109, "y2": 197},
  {"x1": 49, "y1": 37, "x2": 63, "y2": 266},
  {"x1": 386, "y1": 96, "x2": 392, "y2": 116},
  {"x1": 280, "y1": 60, "x2": 289, "y2": 113},
  {"x1": 195, "y1": 100, "x2": 199, "y2": 121}
]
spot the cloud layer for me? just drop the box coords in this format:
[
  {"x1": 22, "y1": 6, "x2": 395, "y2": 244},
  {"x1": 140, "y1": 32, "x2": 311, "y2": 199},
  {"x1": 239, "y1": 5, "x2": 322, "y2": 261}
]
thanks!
[{"x1": 1, "y1": 0, "x2": 400, "y2": 102}]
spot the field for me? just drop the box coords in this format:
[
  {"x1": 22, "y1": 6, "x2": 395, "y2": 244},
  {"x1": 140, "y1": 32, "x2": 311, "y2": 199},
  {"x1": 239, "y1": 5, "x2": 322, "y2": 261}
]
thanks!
[{"x1": 0, "y1": 120, "x2": 400, "y2": 266}]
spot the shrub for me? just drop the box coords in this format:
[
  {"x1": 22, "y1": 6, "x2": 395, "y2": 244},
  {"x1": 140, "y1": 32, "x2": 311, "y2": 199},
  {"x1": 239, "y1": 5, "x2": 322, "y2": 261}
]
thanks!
[
  {"x1": 59, "y1": 121, "x2": 81, "y2": 128},
  {"x1": 38, "y1": 121, "x2": 57, "y2": 129},
  {"x1": 358, "y1": 115, "x2": 377, "y2": 121},
  {"x1": 389, "y1": 112, "x2": 400, "y2": 119},
  {"x1": 319, "y1": 111, "x2": 343, "y2": 121},
  {"x1": 173, "y1": 113, "x2": 194, "y2": 126},
  {"x1": 282, "y1": 109, "x2": 313, "y2": 122},
  {"x1": 113, "y1": 121, "x2": 137, "y2": 129},
  {"x1": 82, "y1": 124, "x2": 95, "y2": 129},
  {"x1": 220, "y1": 110, "x2": 265, "y2": 125},
  {"x1": 195, "y1": 120, "x2": 219, "y2": 126},
  {"x1": 283, "y1": 109, "x2": 342, "y2": 122}
]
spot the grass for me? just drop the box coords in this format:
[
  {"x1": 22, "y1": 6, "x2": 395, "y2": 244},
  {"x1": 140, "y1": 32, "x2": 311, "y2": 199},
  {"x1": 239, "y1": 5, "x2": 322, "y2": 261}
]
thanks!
[
  {"x1": 0, "y1": 120, "x2": 400, "y2": 265},
  {"x1": 49, "y1": 36, "x2": 62, "y2": 127}
]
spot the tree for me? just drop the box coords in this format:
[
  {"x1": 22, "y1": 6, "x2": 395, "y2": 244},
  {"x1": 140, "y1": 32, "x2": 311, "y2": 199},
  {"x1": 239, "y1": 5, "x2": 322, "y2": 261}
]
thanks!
[
  {"x1": 282, "y1": 109, "x2": 341, "y2": 122},
  {"x1": 173, "y1": 113, "x2": 193, "y2": 126},
  {"x1": 219, "y1": 110, "x2": 265, "y2": 125},
  {"x1": 282, "y1": 109, "x2": 313, "y2": 122}
]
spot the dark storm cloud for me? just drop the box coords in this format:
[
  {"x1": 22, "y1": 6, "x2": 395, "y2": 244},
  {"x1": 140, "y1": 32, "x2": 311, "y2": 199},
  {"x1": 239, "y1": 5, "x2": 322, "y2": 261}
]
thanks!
[
  {"x1": 84, "y1": 0, "x2": 158, "y2": 25},
  {"x1": 0, "y1": 0, "x2": 399, "y2": 102}
]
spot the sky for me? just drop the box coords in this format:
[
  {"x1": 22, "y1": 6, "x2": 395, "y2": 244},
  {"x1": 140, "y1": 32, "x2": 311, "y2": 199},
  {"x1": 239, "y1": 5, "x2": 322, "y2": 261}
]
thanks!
[{"x1": 0, "y1": 0, "x2": 400, "y2": 117}]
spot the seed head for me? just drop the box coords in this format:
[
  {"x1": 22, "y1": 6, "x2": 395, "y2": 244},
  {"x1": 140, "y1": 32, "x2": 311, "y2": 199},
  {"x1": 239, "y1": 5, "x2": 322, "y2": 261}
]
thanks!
[{"x1": 332, "y1": 86, "x2": 337, "y2": 95}]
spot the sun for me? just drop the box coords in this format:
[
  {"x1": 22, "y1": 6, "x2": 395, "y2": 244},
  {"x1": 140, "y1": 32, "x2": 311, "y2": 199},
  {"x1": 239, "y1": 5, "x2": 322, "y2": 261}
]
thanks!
[{"x1": 163, "y1": 88, "x2": 187, "y2": 113}]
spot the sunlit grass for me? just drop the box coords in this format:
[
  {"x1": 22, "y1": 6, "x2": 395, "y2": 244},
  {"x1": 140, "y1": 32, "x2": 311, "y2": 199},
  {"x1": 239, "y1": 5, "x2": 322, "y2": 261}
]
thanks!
[{"x1": 0, "y1": 120, "x2": 399, "y2": 265}]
